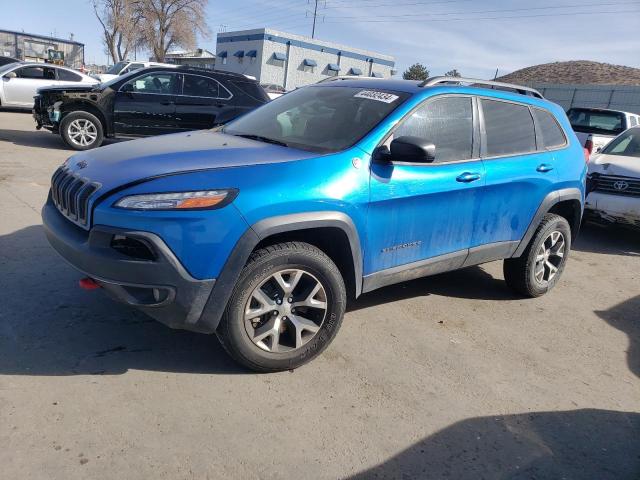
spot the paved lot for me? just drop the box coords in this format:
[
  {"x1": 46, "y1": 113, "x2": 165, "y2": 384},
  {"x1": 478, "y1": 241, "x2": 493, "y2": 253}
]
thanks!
[{"x1": 0, "y1": 110, "x2": 639, "y2": 479}]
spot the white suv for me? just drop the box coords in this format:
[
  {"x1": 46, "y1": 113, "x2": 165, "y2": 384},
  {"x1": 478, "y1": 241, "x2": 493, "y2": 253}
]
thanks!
[
  {"x1": 94, "y1": 61, "x2": 176, "y2": 82},
  {"x1": 586, "y1": 126, "x2": 640, "y2": 229},
  {"x1": 567, "y1": 107, "x2": 640, "y2": 155}
]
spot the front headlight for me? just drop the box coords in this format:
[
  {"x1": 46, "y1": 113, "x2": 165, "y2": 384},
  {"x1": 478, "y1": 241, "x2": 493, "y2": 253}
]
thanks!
[{"x1": 113, "y1": 189, "x2": 237, "y2": 210}]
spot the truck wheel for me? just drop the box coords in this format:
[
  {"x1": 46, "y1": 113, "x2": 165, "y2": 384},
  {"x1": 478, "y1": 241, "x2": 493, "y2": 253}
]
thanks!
[
  {"x1": 503, "y1": 213, "x2": 571, "y2": 297},
  {"x1": 217, "y1": 242, "x2": 346, "y2": 372},
  {"x1": 60, "y1": 111, "x2": 104, "y2": 150}
]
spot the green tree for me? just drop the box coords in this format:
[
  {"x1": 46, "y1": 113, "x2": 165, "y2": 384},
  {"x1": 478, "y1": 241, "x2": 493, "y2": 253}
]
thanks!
[
  {"x1": 402, "y1": 63, "x2": 430, "y2": 81},
  {"x1": 445, "y1": 69, "x2": 461, "y2": 77}
]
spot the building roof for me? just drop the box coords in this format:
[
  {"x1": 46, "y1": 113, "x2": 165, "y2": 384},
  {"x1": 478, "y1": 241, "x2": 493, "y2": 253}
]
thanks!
[
  {"x1": 0, "y1": 29, "x2": 84, "y2": 47},
  {"x1": 217, "y1": 28, "x2": 395, "y2": 67}
]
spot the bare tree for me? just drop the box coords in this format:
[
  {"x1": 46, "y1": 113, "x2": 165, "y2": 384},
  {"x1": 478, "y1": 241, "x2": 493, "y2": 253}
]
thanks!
[
  {"x1": 137, "y1": 0, "x2": 210, "y2": 62},
  {"x1": 93, "y1": 0, "x2": 142, "y2": 63}
]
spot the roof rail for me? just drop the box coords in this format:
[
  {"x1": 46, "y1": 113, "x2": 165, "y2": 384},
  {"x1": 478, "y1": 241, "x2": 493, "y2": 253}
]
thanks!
[{"x1": 420, "y1": 76, "x2": 544, "y2": 99}]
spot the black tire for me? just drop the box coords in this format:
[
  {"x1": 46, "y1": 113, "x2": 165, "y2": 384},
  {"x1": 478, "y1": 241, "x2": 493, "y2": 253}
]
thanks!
[
  {"x1": 217, "y1": 242, "x2": 346, "y2": 372},
  {"x1": 503, "y1": 213, "x2": 572, "y2": 297},
  {"x1": 60, "y1": 111, "x2": 104, "y2": 150}
]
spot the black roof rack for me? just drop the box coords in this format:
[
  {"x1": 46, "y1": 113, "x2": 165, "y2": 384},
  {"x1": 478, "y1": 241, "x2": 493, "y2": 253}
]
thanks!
[
  {"x1": 174, "y1": 66, "x2": 254, "y2": 79},
  {"x1": 420, "y1": 76, "x2": 544, "y2": 99}
]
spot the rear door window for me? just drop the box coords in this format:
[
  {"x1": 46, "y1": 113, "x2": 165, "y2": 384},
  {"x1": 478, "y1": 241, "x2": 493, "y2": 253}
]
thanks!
[
  {"x1": 182, "y1": 74, "x2": 223, "y2": 98},
  {"x1": 532, "y1": 108, "x2": 566, "y2": 149},
  {"x1": 394, "y1": 96, "x2": 474, "y2": 162},
  {"x1": 481, "y1": 99, "x2": 536, "y2": 157}
]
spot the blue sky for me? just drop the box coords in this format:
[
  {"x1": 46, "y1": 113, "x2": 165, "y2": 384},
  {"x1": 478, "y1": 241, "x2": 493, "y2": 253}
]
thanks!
[{"x1": 3, "y1": 0, "x2": 640, "y2": 78}]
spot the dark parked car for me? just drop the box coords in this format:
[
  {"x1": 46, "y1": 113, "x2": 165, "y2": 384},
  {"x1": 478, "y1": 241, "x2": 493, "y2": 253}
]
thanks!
[{"x1": 33, "y1": 66, "x2": 270, "y2": 150}]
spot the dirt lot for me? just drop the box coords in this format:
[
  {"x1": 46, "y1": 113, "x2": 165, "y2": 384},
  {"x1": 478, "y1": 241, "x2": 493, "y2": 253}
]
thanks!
[{"x1": 0, "y1": 110, "x2": 638, "y2": 479}]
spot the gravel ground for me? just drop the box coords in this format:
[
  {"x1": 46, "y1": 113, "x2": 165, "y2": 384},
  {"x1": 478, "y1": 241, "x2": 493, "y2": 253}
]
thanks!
[{"x1": 0, "y1": 110, "x2": 638, "y2": 479}]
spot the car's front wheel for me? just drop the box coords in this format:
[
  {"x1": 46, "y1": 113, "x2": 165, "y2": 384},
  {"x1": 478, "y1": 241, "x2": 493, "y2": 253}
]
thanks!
[
  {"x1": 60, "y1": 111, "x2": 104, "y2": 150},
  {"x1": 503, "y1": 213, "x2": 571, "y2": 297},
  {"x1": 217, "y1": 242, "x2": 346, "y2": 372}
]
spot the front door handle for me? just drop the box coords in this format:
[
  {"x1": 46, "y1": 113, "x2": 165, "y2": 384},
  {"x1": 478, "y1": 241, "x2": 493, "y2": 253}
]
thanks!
[
  {"x1": 536, "y1": 163, "x2": 554, "y2": 173},
  {"x1": 456, "y1": 172, "x2": 481, "y2": 183}
]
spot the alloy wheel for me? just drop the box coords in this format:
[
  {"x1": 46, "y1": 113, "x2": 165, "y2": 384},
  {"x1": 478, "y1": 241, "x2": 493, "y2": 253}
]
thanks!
[
  {"x1": 244, "y1": 269, "x2": 328, "y2": 353},
  {"x1": 534, "y1": 231, "x2": 565, "y2": 284},
  {"x1": 68, "y1": 119, "x2": 97, "y2": 147}
]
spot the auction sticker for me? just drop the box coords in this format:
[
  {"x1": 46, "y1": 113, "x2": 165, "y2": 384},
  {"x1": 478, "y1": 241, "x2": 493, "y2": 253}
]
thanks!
[{"x1": 354, "y1": 90, "x2": 399, "y2": 103}]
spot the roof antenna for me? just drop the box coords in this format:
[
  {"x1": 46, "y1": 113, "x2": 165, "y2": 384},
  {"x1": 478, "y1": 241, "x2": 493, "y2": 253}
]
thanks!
[{"x1": 493, "y1": 68, "x2": 499, "y2": 80}]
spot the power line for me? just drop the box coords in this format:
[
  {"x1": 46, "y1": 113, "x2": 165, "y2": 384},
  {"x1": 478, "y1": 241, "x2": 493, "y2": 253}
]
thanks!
[{"x1": 322, "y1": 8, "x2": 640, "y2": 23}]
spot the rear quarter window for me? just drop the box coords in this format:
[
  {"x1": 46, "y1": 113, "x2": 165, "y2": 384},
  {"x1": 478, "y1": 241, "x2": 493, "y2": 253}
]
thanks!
[
  {"x1": 482, "y1": 99, "x2": 536, "y2": 157},
  {"x1": 532, "y1": 108, "x2": 566, "y2": 149}
]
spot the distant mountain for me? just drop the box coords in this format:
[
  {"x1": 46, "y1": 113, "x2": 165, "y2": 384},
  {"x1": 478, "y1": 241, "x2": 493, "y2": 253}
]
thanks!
[{"x1": 496, "y1": 61, "x2": 640, "y2": 86}]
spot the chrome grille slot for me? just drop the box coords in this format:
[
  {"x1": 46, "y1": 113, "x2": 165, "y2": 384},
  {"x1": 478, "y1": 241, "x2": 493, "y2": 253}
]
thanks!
[
  {"x1": 593, "y1": 175, "x2": 640, "y2": 197},
  {"x1": 50, "y1": 166, "x2": 100, "y2": 229}
]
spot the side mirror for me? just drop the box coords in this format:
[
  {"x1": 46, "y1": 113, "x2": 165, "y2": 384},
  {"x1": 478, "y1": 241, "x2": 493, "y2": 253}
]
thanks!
[
  {"x1": 390, "y1": 136, "x2": 436, "y2": 163},
  {"x1": 595, "y1": 146, "x2": 602, "y2": 153},
  {"x1": 4, "y1": 71, "x2": 17, "y2": 80}
]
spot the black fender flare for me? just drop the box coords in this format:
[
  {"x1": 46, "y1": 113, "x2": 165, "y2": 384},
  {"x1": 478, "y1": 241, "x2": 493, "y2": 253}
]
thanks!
[
  {"x1": 197, "y1": 211, "x2": 363, "y2": 333},
  {"x1": 512, "y1": 187, "x2": 583, "y2": 257}
]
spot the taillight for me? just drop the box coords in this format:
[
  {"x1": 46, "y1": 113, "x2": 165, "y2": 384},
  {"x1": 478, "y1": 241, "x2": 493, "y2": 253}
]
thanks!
[
  {"x1": 584, "y1": 135, "x2": 594, "y2": 155},
  {"x1": 583, "y1": 148, "x2": 590, "y2": 163}
]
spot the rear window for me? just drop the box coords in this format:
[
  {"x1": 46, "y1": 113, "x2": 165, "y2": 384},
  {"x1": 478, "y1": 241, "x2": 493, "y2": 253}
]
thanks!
[
  {"x1": 482, "y1": 99, "x2": 536, "y2": 157},
  {"x1": 533, "y1": 108, "x2": 566, "y2": 149},
  {"x1": 231, "y1": 80, "x2": 270, "y2": 103},
  {"x1": 566, "y1": 108, "x2": 625, "y2": 136}
]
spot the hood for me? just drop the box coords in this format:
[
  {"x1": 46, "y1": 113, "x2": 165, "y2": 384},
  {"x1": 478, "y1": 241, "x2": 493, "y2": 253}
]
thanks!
[
  {"x1": 37, "y1": 84, "x2": 99, "y2": 95},
  {"x1": 64, "y1": 130, "x2": 321, "y2": 193},
  {"x1": 589, "y1": 153, "x2": 640, "y2": 178}
]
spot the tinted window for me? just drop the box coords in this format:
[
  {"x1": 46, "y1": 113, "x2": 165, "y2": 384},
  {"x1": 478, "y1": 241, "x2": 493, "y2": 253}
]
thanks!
[
  {"x1": 224, "y1": 86, "x2": 409, "y2": 153},
  {"x1": 183, "y1": 74, "x2": 221, "y2": 98},
  {"x1": 482, "y1": 99, "x2": 536, "y2": 156},
  {"x1": 124, "y1": 72, "x2": 179, "y2": 94},
  {"x1": 394, "y1": 96, "x2": 473, "y2": 162},
  {"x1": 533, "y1": 108, "x2": 566, "y2": 148},
  {"x1": 57, "y1": 68, "x2": 82, "y2": 82},
  {"x1": 566, "y1": 108, "x2": 625, "y2": 135},
  {"x1": 17, "y1": 66, "x2": 56, "y2": 80}
]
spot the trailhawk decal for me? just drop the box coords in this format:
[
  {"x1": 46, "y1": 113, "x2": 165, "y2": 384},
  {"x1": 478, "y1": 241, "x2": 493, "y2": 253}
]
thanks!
[{"x1": 354, "y1": 90, "x2": 399, "y2": 103}]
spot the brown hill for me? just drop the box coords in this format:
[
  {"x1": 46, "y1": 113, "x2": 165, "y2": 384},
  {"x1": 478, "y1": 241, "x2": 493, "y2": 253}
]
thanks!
[{"x1": 496, "y1": 61, "x2": 640, "y2": 86}]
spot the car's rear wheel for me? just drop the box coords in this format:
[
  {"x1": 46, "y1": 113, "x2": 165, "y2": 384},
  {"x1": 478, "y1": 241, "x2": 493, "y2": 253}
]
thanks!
[
  {"x1": 503, "y1": 213, "x2": 571, "y2": 297},
  {"x1": 60, "y1": 111, "x2": 104, "y2": 150},
  {"x1": 217, "y1": 242, "x2": 346, "y2": 372}
]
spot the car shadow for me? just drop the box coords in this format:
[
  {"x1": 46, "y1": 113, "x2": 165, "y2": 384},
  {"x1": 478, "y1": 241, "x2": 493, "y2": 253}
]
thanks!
[
  {"x1": 348, "y1": 408, "x2": 640, "y2": 479},
  {"x1": 595, "y1": 295, "x2": 640, "y2": 378},
  {"x1": 574, "y1": 223, "x2": 640, "y2": 257},
  {"x1": 348, "y1": 265, "x2": 517, "y2": 312},
  {"x1": 0, "y1": 128, "x2": 126, "y2": 151},
  {"x1": 0, "y1": 225, "x2": 246, "y2": 375}
]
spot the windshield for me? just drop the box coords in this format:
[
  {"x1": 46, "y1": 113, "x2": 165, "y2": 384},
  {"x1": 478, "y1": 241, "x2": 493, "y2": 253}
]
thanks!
[
  {"x1": 105, "y1": 61, "x2": 128, "y2": 75},
  {"x1": 567, "y1": 108, "x2": 625, "y2": 136},
  {"x1": 223, "y1": 85, "x2": 409, "y2": 153},
  {"x1": 0, "y1": 62, "x2": 19, "y2": 74},
  {"x1": 601, "y1": 127, "x2": 640, "y2": 158},
  {"x1": 99, "y1": 68, "x2": 145, "y2": 89}
]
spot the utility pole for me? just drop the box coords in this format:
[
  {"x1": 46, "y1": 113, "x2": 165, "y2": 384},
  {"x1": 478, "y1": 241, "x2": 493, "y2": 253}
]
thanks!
[{"x1": 311, "y1": 0, "x2": 319, "y2": 38}]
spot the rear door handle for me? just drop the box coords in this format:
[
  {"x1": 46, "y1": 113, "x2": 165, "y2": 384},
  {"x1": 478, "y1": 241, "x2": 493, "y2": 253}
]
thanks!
[
  {"x1": 456, "y1": 172, "x2": 481, "y2": 183},
  {"x1": 536, "y1": 163, "x2": 554, "y2": 173}
]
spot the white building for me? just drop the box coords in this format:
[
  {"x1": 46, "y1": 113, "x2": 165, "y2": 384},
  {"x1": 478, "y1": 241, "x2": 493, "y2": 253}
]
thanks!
[{"x1": 215, "y1": 28, "x2": 396, "y2": 90}]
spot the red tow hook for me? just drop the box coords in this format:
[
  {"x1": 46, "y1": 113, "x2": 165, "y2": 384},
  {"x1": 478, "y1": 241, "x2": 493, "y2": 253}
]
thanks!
[{"x1": 79, "y1": 277, "x2": 100, "y2": 290}]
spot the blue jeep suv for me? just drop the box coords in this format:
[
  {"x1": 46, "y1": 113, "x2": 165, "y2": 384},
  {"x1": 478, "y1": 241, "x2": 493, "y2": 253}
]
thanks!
[{"x1": 42, "y1": 77, "x2": 587, "y2": 372}]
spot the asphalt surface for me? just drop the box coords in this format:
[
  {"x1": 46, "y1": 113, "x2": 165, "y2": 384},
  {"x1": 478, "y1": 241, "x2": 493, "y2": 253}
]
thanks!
[{"x1": 0, "y1": 110, "x2": 639, "y2": 479}]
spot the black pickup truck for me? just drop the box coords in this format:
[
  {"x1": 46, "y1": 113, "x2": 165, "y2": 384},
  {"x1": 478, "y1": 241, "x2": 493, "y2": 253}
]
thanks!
[{"x1": 34, "y1": 66, "x2": 269, "y2": 150}]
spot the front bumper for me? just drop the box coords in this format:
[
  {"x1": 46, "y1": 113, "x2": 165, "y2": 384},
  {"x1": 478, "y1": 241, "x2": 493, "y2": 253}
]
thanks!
[
  {"x1": 585, "y1": 192, "x2": 640, "y2": 229},
  {"x1": 42, "y1": 200, "x2": 217, "y2": 332}
]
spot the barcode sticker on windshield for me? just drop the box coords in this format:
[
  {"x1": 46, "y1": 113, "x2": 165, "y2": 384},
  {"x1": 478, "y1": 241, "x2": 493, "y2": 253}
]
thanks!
[{"x1": 354, "y1": 90, "x2": 399, "y2": 103}]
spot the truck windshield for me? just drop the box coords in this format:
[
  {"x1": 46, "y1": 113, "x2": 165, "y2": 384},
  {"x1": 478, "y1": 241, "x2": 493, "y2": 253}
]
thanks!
[
  {"x1": 601, "y1": 127, "x2": 640, "y2": 158},
  {"x1": 105, "y1": 61, "x2": 128, "y2": 75},
  {"x1": 567, "y1": 108, "x2": 625, "y2": 136},
  {"x1": 223, "y1": 85, "x2": 409, "y2": 153}
]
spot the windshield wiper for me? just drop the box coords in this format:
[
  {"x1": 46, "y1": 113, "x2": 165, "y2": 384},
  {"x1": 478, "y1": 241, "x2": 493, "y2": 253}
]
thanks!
[{"x1": 232, "y1": 133, "x2": 289, "y2": 147}]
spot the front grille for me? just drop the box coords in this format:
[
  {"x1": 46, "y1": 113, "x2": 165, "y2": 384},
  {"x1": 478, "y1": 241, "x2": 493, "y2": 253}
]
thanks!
[
  {"x1": 592, "y1": 174, "x2": 640, "y2": 197},
  {"x1": 50, "y1": 166, "x2": 100, "y2": 229}
]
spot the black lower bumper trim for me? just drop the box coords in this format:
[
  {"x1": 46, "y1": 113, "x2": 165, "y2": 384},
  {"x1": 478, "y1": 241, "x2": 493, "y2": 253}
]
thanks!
[{"x1": 42, "y1": 200, "x2": 217, "y2": 333}]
